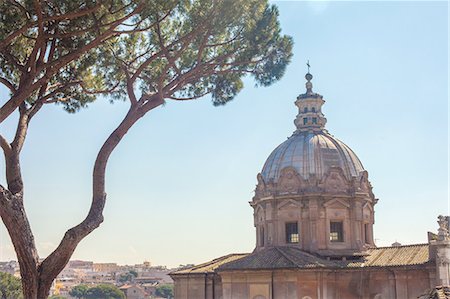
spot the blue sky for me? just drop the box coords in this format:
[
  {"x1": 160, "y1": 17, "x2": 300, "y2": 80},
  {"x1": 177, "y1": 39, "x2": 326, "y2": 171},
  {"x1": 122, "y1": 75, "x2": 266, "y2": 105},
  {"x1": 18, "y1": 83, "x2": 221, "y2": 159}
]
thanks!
[{"x1": 0, "y1": 1, "x2": 448, "y2": 267}]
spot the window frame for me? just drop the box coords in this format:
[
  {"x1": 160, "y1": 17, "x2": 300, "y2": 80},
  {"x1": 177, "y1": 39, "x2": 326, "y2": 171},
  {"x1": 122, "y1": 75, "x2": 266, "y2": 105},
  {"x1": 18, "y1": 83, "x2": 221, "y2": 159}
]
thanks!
[
  {"x1": 329, "y1": 221, "x2": 344, "y2": 243},
  {"x1": 285, "y1": 222, "x2": 299, "y2": 244}
]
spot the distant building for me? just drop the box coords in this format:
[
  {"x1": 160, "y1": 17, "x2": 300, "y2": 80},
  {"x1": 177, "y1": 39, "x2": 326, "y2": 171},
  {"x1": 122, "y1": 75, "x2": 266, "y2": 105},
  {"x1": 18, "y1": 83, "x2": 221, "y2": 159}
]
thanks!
[
  {"x1": 0, "y1": 261, "x2": 19, "y2": 276},
  {"x1": 171, "y1": 71, "x2": 450, "y2": 299},
  {"x1": 120, "y1": 284, "x2": 148, "y2": 299},
  {"x1": 68, "y1": 260, "x2": 93, "y2": 271},
  {"x1": 93, "y1": 262, "x2": 119, "y2": 273}
]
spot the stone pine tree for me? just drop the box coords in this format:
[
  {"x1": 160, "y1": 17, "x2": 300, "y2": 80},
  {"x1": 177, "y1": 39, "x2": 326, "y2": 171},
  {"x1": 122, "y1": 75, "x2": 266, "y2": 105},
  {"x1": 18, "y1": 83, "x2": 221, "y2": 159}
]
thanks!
[
  {"x1": 0, "y1": 0, "x2": 151, "y2": 123},
  {"x1": 0, "y1": 0, "x2": 293, "y2": 298}
]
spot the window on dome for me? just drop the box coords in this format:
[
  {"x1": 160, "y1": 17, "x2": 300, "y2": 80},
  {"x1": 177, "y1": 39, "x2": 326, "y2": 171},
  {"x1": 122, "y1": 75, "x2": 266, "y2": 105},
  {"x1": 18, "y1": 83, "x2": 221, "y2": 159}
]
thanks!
[
  {"x1": 285, "y1": 222, "x2": 299, "y2": 243},
  {"x1": 303, "y1": 118, "x2": 308, "y2": 125},
  {"x1": 330, "y1": 221, "x2": 344, "y2": 242},
  {"x1": 312, "y1": 117, "x2": 317, "y2": 124}
]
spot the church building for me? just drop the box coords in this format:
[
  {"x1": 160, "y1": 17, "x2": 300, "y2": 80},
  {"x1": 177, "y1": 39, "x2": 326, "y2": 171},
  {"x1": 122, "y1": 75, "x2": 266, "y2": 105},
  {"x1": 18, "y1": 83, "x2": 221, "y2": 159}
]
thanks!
[{"x1": 170, "y1": 71, "x2": 450, "y2": 299}]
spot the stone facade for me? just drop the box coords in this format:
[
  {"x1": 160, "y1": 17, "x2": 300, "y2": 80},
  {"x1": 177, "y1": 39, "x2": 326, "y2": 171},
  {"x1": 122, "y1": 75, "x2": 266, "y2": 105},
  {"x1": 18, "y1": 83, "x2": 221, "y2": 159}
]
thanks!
[{"x1": 219, "y1": 268, "x2": 433, "y2": 299}]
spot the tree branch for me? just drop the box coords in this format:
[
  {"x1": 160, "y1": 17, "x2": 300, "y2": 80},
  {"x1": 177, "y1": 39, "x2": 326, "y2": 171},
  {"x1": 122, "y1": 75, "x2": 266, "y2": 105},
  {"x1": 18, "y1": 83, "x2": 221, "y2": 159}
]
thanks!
[
  {"x1": 0, "y1": 134, "x2": 11, "y2": 155},
  {"x1": 0, "y1": 77, "x2": 17, "y2": 92},
  {"x1": 0, "y1": 4, "x2": 144, "y2": 124},
  {"x1": 10, "y1": 105, "x2": 29, "y2": 153},
  {"x1": 0, "y1": 22, "x2": 35, "y2": 51},
  {"x1": 168, "y1": 92, "x2": 209, "y2": 101},
  {"x1": 44, "y1": 3, "x2": 103, "y2": 22},
  {"x1": 39, "y1": 94, "x2": 165, "y2": 292},
  {"x1": 7, "y1": 0, "x2": 31, "y2": 19}
]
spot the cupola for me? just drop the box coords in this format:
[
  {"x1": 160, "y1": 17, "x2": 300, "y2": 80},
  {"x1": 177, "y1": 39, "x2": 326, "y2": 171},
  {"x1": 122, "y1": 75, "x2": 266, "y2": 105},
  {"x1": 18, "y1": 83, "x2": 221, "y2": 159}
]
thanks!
[{"x1": 251, "y1": 64, "x2": 378, "y2": 258}]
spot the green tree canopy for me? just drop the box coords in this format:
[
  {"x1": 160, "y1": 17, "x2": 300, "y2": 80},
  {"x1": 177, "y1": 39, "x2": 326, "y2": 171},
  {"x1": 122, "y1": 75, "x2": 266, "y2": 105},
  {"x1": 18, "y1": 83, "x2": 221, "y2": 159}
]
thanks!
[
  {"x1": 99, "y1": 0, "x2": 292, "y2": 107},
  {"x1": 118, "y1": 270, "x2": 138, "y2": 283},
  {"x1": 0, "y1": 272, "x2": 23, "y2": 299},
  {"x1": 155, "y1": 284, "x2": 174, "y2": 299},
  {"x1": 69, "y1": 284, "x2": 89, "y2": 299},
  {"x1": 85, "y1": 284, "x2": 125, "y2": 299},
  {"x1": 0, "y1": 0, "x2": 149, "y2": 121}
]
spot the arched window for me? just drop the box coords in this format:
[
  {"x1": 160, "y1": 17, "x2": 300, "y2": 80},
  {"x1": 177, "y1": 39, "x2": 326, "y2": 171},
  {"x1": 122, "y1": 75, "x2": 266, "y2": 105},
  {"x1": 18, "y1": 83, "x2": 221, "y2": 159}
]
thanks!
[
  {"x1": 304, "y1": 107, "x2": 308, "y2": 113},
  {"x1": 303, "y1": 118, "x2": 308, "y2": 125},
  {"x1": 312, "y1": 107, "x2": 316, "y2": 112}
]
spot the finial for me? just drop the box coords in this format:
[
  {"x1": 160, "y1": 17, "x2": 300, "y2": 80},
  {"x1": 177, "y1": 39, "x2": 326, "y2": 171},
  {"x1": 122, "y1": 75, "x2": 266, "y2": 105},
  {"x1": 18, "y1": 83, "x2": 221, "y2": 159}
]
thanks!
[{"x1": 305, "y1": 60, "x2": 313, "y2": 93}]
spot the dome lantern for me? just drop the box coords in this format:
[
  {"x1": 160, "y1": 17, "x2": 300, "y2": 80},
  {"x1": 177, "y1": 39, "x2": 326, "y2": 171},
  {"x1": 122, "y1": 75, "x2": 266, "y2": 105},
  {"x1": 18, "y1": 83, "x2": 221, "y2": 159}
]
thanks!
[{"x1": 294, "y1": 62, "x2": 327, "y2": 133}]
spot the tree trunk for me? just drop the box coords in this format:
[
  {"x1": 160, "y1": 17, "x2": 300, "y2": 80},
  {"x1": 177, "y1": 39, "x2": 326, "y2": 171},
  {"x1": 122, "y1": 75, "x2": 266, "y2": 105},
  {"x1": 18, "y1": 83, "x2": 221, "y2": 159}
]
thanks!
[
  {"x1": 0, "y1": 188, "x2": 40, "y2": 298},
  {"x1": 0, "y1": 96, "x2": 163, "y2": 298}
]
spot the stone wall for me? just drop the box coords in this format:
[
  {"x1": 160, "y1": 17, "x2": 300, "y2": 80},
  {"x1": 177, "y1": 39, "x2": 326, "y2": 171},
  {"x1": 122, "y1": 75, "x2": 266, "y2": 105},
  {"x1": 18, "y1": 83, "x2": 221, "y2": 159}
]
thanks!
[{"x1": 173, "y1": 266, "x2": 435, "y2": 299}]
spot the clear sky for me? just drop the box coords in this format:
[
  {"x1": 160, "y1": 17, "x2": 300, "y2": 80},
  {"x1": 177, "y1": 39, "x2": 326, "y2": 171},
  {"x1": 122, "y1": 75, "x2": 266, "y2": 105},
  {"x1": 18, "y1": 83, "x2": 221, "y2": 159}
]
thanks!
[{"x1": 0, "y1": 1, "x2": 448, "y2": 268}]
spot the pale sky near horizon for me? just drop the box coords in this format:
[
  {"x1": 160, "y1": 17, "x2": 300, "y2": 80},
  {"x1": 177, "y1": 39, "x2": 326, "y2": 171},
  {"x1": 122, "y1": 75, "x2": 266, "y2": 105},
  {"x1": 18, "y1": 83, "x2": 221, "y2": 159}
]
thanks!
[{"x1": 0, "y1": 1, "x2": 448, "y2": 268}]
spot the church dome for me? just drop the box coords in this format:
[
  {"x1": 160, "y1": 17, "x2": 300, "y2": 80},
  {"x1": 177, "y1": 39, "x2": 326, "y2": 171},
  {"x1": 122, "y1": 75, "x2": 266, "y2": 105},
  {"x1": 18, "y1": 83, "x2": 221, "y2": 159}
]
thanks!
[
  {"x1": 260, "y1": 70, "x2": 364, "y2": 183},
  {"x1": 261, "y1": 131, "x2": 364, "y2": 183},
  {"x1": 252, "y1": 66, "x2": 376, "y2": 255}
]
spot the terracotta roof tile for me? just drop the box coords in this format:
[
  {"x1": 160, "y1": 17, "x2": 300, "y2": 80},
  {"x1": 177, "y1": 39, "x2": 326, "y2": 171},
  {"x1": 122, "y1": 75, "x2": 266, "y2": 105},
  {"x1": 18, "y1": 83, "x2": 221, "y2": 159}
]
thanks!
[
  {"x1": 172, "y1": 244, "x2": 431, "y2": 274},
  {"x1": 170, "y1": 254, "x2": 247, "y2": 275},
  {"x1": 362, "y1": 244, "x2": 430, "y2": 267},
  {"x1": 423, "y1": 286, "x2": 450, "y2": 299},
  {"x1": 218, "y1": 244, "x2": 431, "y2": 271}
]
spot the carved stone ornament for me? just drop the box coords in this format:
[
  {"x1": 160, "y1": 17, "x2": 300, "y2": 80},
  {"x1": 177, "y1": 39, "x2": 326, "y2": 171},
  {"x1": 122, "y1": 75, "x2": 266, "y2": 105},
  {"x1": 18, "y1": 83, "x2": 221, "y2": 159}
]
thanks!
[
  {"x1": 320, "y1": 167, "x2": 348, "y2": 194},
  {"x1": 255, "y1": 173, "x2": 266, "y2": 197},
  {"x1": 278, "y1": 167, "x2": 302, "y2": 194},
  {"x1": 437, "y1": 215, "x2": 450, "y2": 241},
  {"x1": 437, "y1": 252, "x2": 450, "y2": 266},
  {"x1": 358, "y1": 171, "x2": 370, "y2": 192}
]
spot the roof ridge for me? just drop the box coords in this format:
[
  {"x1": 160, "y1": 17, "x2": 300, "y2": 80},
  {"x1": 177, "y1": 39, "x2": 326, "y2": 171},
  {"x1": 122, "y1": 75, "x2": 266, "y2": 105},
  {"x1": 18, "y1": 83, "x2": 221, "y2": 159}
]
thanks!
[
  {"x1": 369, "y1": 243, "x2": 428, "y2": 250},
  {"x1": 181, "y1": 253, "x2": 241, "y2": 273},
  {"x1": 170, "y1": 253, "x2": 249, "y2": 275},
  {"x1": 274, "y1": 247, "x2": 300, "y2": 267}
]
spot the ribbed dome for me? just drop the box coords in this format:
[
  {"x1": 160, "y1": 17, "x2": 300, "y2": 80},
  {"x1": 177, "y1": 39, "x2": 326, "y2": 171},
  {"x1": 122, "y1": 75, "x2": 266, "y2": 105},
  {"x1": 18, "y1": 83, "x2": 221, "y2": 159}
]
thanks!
[{"x1": 261, "y1": 131, "x2": 364, "y2": 182}]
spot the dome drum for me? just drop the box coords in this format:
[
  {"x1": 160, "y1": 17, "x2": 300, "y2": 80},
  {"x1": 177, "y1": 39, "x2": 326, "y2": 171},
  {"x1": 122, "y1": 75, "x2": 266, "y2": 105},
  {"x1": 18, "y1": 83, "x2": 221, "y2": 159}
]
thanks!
[{"x1": 255, "y1": 166, "x2": 374, "y2": 200}]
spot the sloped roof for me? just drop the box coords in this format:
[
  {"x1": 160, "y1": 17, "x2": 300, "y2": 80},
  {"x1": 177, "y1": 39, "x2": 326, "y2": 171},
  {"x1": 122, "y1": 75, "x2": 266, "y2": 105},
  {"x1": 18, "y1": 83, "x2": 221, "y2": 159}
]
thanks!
[
  {"x1": 218, "y1": 247, "x2": 335, "y2": 270},
  {"x1": 354, "y1": 244, "x2": 430, "y2": 267},
  {"x1": 171, "y1": 244, "x2": 431, "y2": 275},
  {"x1": 170, "y1": 254, "x2": 247, "y2": 275},
  {"x1": 219, "y1": 244, "x2": 430, "y2": 271},
  {"x1": 422, "y1": 286, "x2": 450, "y2": 299}
]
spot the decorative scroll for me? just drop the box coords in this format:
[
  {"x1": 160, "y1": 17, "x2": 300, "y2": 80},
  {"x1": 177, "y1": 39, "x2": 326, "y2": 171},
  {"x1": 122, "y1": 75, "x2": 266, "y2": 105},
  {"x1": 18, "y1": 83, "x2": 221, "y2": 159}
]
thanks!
[
  {"x1": 278, "y1": 167, "x2": 302, "y2": 194},
  {"x1": 320, "y1": 167, "x2": 349, "y2": 194}
]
